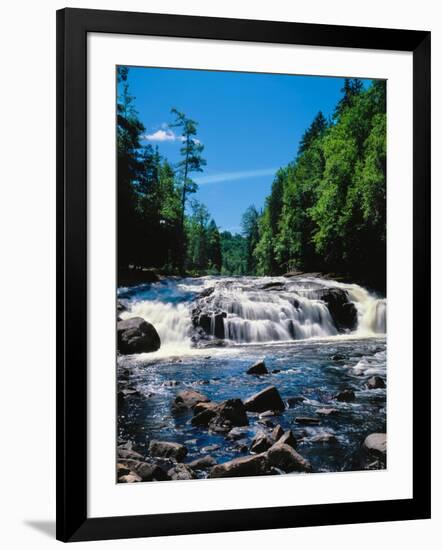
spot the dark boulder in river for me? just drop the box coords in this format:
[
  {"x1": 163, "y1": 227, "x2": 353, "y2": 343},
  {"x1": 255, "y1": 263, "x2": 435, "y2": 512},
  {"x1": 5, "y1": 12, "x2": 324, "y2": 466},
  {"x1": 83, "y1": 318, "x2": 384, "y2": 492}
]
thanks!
[
  {"x1": 334, "y1": 389, "x2": 356, "y2": 402},
  {"x1": 172, "y1": 389, "x2": 210, "y2": 411},
  {"x1": 244, "y1": 386, "x2": 285, "y2": 413},
  {"x1": 363, "y1": 433, "x2": 387, "y2": 457},
  {"x1": 148, "y1": 440, "x2": 187, "y2": 461},
  {"x1": 117, "y1": 317, "x2": 160, "y2": 354},
  {"x1": 367, "y1": 376, "x2": 386, "y2": 389},
  {"x1": 209, "y1": 453, "x2": 269, "y2": 478},
  {"x1": 267, "y1": 441, "x2": 312, "y2": 473},
  {"x1": 246, "y1": 360, "x2": 268, "y2": 375},
  {"x1": 309, "y1": 288, "x2": 357, "y2": 331}
]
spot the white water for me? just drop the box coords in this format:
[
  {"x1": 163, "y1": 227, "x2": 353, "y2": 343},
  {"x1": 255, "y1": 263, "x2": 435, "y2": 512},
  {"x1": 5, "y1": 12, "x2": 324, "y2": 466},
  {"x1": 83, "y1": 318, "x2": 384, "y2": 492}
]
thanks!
[{"x1": 119, "y1": 276, "x2": 386, "y2": 354}]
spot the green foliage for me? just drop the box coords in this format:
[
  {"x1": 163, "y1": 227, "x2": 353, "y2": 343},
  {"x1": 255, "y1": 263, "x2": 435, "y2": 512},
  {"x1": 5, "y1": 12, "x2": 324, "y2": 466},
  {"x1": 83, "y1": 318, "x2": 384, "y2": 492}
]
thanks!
[
  {"x1": 252, "y1": 79, "x2": 386, "y2": 289},
  {"x1": 220, "y1": 232, "x2": 247, "y2": 276}
]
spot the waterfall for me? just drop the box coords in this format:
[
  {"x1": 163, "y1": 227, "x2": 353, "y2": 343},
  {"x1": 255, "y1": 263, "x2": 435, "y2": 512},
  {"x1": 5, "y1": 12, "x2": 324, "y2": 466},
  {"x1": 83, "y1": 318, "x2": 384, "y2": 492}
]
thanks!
[{"x1": 118, "y1": 276, "x2": 386, "y2": 351}]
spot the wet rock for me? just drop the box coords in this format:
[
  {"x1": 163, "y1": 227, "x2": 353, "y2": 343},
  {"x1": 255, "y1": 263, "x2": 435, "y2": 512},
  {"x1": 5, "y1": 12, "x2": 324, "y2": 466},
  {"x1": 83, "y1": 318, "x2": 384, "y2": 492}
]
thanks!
[
  {"x1": 148, "y1": 440, "x2": 187, "y2": 461},
  {"x1": 193, "y1": 401, "x2": 218, "y2": 414},
  {"x1": 168, "y1": 463, "x2": 197, "y2": 480},
  {"x1": 121, "y1": 459, "x2": 170, "y2": 481},
  {"x1": 332, "y1": 353, "x2": 346, "y2": 361},
  {"x1": 250, "y1": 432, "x2": 274, "y2": 453},
  {"x1": 188, "y1": 456, "x2": 217, "y2": 470},
  {"x1": 117, "y1": 463, "x2": 131, "y2": 477},
  {"x1": 244, "y1": 386, "x2": 285, "y2": 413},
  {"x1": 363, "y1": 433, "x2": 387, "y2": 457},
  {"x1": 260, "y1": 281, "x2": 286, "y2": 291},
  {"x1": 311, "y1": 432, "x2": 338, "y2": 444},
  {"x1": 117, "y1": 448, "x2": 145, "y2": 461},
  {"x1": 209, "y1": 453, "x2": 270, "y2": 478},
  {"x1": 272, "y1": 369, "x2": 281, "y2": 374},
  {"x1": 259, "y1": 410, "x2": 280, "y2": 419},
  {"x1": 271, "y1": 424, "x2": 284, "y2": 441},
  {"x1": 367, "y1": 376, "x2": 386, "y2": 389},
  {"x1": 119, "y1": 473, "x2": 142, "y2": 483},
  {"x1": 172, "y1": 389, "x2": 210, "y2": 411},
  {"x1": 227, "y1": 427, "x2": 249, "y2": 440},
  {"x1": 278, "y1": 430, "x2": 297, "y2": 450},
  {"x1": 267, "y1": 442, "x2": 311, "y2": 473},
  {"x1": 191, "y1": 407, "x2": 218, "y2": 427},
  {"x1": 192, "y1": 307, "x2": 226, "y2": 339},
  {"x1": 311, "y1": 288, "x2": 357, "y2": 331},
  {"x1": 208, "y1": 399, "x2": 249, "y2": 432},
  {"x1": 334, "y1": 389, "x2": 356, "y2": 402},
  {"x1": 201, "y1": 444, "x2": 220, "y2": 453},
  {"x1": 286, "y1": 396, "x2": 306, "y2": 408},
  {"x1": 294, "y1": 416, "x2": 320, "y2": 425},
  {"x1": 246, "y1": 360, "x2": 269, "y2": 375},
  {"x1": 117, "y1": 317, "x2": 161, "y2": 354},
  {"x1": 316, "y1": 408, "x2": 339, "y2": 416}
]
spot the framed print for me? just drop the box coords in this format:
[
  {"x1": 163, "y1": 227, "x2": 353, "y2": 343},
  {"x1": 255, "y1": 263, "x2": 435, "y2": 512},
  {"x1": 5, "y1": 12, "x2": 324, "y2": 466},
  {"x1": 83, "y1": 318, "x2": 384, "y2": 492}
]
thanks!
[{"x1": 56, "y1": 8, "x2": 431, "y2": 542}]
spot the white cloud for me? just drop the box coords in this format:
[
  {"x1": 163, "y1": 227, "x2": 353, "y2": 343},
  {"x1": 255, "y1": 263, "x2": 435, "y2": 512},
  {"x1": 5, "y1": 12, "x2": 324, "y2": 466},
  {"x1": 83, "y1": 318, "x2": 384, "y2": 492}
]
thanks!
[
  {"x1": 195, "y1": 168, "x2": 277, "y2": 185},
  {"x1": 143, "y1": 129, "x2": 183, "y2": 142}
]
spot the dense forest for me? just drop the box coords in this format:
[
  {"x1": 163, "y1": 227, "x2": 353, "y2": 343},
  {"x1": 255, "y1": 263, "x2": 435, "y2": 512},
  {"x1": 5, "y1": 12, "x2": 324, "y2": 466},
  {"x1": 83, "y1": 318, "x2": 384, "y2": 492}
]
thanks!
[{"x1": 117, "y1": 67, "x2": 386, "y2": 290}]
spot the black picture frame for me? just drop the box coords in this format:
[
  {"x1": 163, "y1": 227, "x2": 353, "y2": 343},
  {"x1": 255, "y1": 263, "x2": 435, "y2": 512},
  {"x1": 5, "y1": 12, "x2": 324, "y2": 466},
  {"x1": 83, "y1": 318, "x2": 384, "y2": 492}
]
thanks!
[{"x1": 56, "y1": 7, "x2": 431, "y2": 542}]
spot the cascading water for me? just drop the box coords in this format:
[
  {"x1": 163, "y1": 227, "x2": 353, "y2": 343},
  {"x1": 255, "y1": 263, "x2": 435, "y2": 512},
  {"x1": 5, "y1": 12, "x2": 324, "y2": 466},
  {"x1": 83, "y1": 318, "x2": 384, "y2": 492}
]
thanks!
[{"x1": 118, "y1": 275, "x2": 386, "y2": 353}]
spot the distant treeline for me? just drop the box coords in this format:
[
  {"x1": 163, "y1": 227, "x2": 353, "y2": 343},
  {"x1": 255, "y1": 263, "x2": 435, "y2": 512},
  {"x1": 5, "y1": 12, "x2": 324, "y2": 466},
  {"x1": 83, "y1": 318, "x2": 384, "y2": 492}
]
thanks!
[{"x1": 118, "y1": 68, "x2": 386, "y2": 289}]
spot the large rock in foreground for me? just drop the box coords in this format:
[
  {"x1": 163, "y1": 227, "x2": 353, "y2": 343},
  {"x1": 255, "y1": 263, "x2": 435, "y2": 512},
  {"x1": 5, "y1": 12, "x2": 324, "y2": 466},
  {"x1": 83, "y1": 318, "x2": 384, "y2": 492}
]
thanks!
[
  {"x1": 172, "y1": 389, "x2": 210, "y2": 412},
  {"x1": 117, "y1": 317, "x2": 161, "y2": 354},
  {"x1": 363, "y1": 433, "x2": 387, "y2": 457},
  {"x1": 148, "y1": 440, "x2": 187, "y2": 461},
  {"x1": 209, "y1": 453, "x2": 269, "y2": 478},
  {"x1": 267, "y1": 442, "x2": 312, "y2": 472},
  {"x1": 244, "y1": 386, "x2": 285, "y2": 413}
]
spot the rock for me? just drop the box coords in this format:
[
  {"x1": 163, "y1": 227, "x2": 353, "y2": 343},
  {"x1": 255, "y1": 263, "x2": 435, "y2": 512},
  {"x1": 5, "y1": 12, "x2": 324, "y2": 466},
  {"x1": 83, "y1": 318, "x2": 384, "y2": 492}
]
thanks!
[
  {"x1": 294, "y1": 416, "x2": 320, "y2": 425},
  {"x1": 278, "y1": 430, "x2": 297, "y2": 450},
  {"x1": 172, "y1": 389, "x2": 210, "y2": 412},
  {"x1": 191, "y1": 407, "x2": 218, "y2": 427},
  {"x1": 117, "y1": 448, "x2": 145, "y2": 461},
  {"x1": 271, "y1": 424, "x2": 284, "y2": 441},
  {"x1": 267, "y1": 442, "x2": 311, "y2": 473},
  {"x1": 117, "y1": 463, "x2": 131, "y2": 477},
  {"x1": 311, "y1": 288, "x2": 357, "y2": 331},
  {"x1": 316, "y1": 408, "x2": 339, "y2": 416},
  {"x1": 367, "y1": 376, "x2": 386, "y2": 389},
  {"x1": 120, "y1": 459, "x2": 170, "y2": 481},
  {"x1": 227, "y1": 427, "x2": 249, "y2": 440},
  {"x1": 334, "y1": 389, "x2": 356, "y2": 402},
  {"x1": 205, "y1": 399, "x2": 249, "y2": 432},
  {"x1": 332, "y1": 353, "x2": 346, "y2": 361},
  {"x1": 117, "y1": 317, "x2": 161, "y2": 354},
  {"x1": 311, "y1": 432, "x2": 338, "y2": 444},
  {"x1": 192, "y1": 308, "x2": 226, "y2": 339},
  {"x1": 286, "y1": 396, "x2": 306, "y2": 408},
  {"x1": 193, "y1": 401, "x2": 218, "y2": 414},
  {"x1": 167, "y1": 463, "x2": 196, "y2": 480},
  {"x1": 246, "y1": 360, "x2": 269, "y2": 375},
  {"x1": 244, "y1": 386, "x2": 285, "y2": 413},
  {"x1": 119, "y1": 473, "x2": 142, "y2": 483},
  {"x1": 259, "y1": 410, "x2": 280, "y2": 419},
  {"x1": 209, "y1": 453, "x2": 269, "y2": 478},
  {"x1": 250, "y1": 432, "x2": 274, "y2": 453},
  {"x1": 260, "y1": 281, "x2": 286, "y2": 291},
  {"x1": 363, "y1": 433, "x2": 387, "y2": 457},
  {"x1": 148, "y1": 440, "x2": 187, "y2": 461},
  {"x1": 201, "y1": 444, "x2": 220, "y2": 453},
  {"x1": 188, "y1": 456, "x2": 217, "y2": 470},
  {"x1": 272, "y1": 369, "x2": 281, "y2": 374}
]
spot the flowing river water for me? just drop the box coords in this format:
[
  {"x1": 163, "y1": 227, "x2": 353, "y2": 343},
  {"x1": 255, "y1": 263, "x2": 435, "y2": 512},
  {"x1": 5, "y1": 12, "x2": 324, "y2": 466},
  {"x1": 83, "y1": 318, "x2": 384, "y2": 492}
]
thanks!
[{"x1": 117, "y1": 275, "x2": 386, "y2": 475}]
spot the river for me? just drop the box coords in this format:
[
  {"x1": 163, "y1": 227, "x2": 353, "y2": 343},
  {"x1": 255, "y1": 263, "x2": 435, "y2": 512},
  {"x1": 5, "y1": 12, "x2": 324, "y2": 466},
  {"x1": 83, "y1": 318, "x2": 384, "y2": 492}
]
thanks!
[{"x1": 117, "y1": 275, "x2": 386, "y2": 476}]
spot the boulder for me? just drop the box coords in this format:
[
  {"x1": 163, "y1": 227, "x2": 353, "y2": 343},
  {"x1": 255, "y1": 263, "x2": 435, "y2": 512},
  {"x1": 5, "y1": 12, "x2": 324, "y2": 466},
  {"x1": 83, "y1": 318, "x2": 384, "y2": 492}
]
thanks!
[
  {"x1": 187, "y1": 456, "x2": 217, "y2": 470},
  {"x1": 167, "y1": 463, "x2": 196, "y2": 480},
  {"x1": 250, "y1": 432, "x2": 274, "y2": 453},
  {"x1": 208, "y1": 399, "x2": 249, "y2": 433},
  {"x1": 278, "y1": 430, "x2": 297, "y2": 450},
  {"x1": 118, "y1": 473, "x2": 142, "y2": 483},
  {"x1": 117, "y1": 317, "x2": 161, "y2": 354},
  {"x1": 312, "y1": 288, "x2": 357, "y2": 331},
  {"x1": 367, "y1": 376, "x2": 386, "y2": 389},
  {"x1": 209, "y1": 453, "x2": 269, "y2": 478},
  {"x1": 117, "y1": 463, "x2": 131, "y2": 477},
  {"x1": 294, "y1": 416, "x2": 320, "y2": 425},
  {"x1": 117, "y1": 447, "x2": 145, "y2": 461},
  {"x1": 267, "y1": 442, "x2": 311, "y2": 473},
  {"x1": 334, "y1": 389, "x2": 356, "y2": 402},
  {"x1": 271, "y1": 424, "x2": 284, "y2": 441},
  {"x1": 120, "y1": 459, "x2": 170, "y2": 481},
  {"x1": 246, "y1": 360, "x2": 269, "y2": 375},
  {"x1": 191, "y1": 407, "x2": 218, "y2": 427},
  {"x1": 244, "y1": 386, "x2": 285, "y2": 413},
  {"x1": 363, "y1": 433, "x2": 387, "y2": 457},
  {"x1": 316, "y1": 408, "x2": 339, "y2": 416},
  {"x1": 286, "y1": 396, "x2": 306, "y2": 408},
  {"x1": 172, "y1": 389, "x2": 210, "y2": 412},
  {"x1": 227, "y1": 427, "x2": 249, "y2": 440},
  {"x1": 192, "y1": 308, "x2": 226, "y2": 339},
  {"x1": 148, "y1": 440, "x2": 187, "y2": 461}
]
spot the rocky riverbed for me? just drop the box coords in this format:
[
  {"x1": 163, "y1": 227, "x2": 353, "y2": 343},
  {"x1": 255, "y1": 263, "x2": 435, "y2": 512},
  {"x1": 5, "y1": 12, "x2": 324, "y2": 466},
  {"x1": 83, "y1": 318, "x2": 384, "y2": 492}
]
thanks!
[{"x1": 116, "y1": 275, "x2": 387, "y2": 483}]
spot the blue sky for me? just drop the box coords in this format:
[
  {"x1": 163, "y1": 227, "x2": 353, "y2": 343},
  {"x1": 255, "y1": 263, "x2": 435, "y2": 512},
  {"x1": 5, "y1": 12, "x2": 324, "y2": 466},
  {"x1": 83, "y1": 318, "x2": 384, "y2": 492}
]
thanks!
[{"x1": 121, "y1": 67, "x2": 370, "y2": 234}]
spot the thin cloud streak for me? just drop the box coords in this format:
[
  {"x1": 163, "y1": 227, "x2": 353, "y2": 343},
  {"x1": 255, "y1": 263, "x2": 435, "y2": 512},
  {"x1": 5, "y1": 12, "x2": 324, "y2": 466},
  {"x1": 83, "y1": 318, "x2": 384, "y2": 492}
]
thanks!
[{"x1": 195, "y1": 168, "x2": 277, "y2": 185}]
